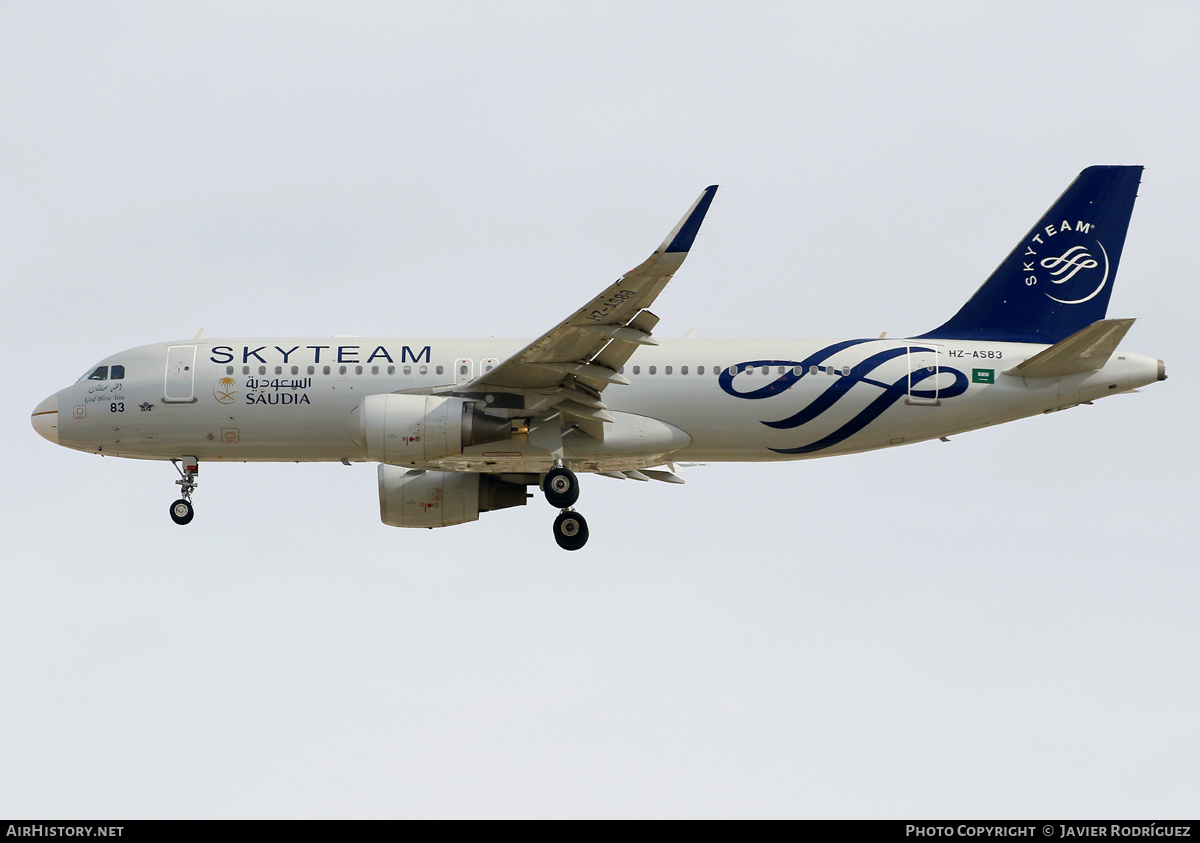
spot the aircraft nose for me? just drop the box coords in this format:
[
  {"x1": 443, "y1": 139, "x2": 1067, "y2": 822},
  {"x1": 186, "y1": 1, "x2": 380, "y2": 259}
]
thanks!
[{"x1": 31, "y1": 393, "x2": 59, "y2": 444}]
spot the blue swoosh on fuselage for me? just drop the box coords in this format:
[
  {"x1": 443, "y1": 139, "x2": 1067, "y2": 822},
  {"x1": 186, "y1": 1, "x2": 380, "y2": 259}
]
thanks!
[{"x1": 719, "y1": 340, "x2": 968, "y2": 454}]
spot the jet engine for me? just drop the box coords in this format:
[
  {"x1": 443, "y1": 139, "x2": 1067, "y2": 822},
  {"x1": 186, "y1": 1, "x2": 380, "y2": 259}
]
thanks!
[
  {"x1": 357, "y1": 394, "x2": 511, "y2": 465},
  {"x1": 378, "y1": 466, "x2": 528, "y2": 528}
]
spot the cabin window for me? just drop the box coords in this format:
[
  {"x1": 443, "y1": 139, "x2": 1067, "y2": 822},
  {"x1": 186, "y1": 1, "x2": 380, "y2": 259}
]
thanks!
[
  {"x1": 761, "y1": 367, "x2": 769, "y2": 375},
  {"x1": 404, "y1": 366, "x2": 412, "y2": 375},
  {"x1": 226, "y1": 366, "x2": 235, "y2": 375},
  {"x1": 843, "y1": 366, "x2": 851, "y2": 376},
  {"x1": 619, "y1": 367, "x2": 625, "y2": 374},
  {"x1": 275, "y1": 366, "x2": 282, "y2": 375},
  {"x1": 649, "y1": 366, "x2": 657, "y2": 375},
  {"x1": 777, "y1": 366, "x2": 785, "y2": 375},
  {"x1": 355, "y1": 365, "x2": 363, "y2": 375},
  {"x1": 307, "y1": 366, "x2": 315, "y2": 375},
  {"x1": 86, "y1": 366, "x2": 107, "y2": 381},
  {"x1": 793, "y1": 366, "x2": 802, "y2": 375},
  {"x1": 420, "y1": 365, "x2": 428, "y2": 375},
  {"x1": 242, "y1": 366, "x2": 250, "y2": 375},
  {"x1": 322, "y1": 365, "x2": 331, "y2": 375},
  {"x1": 809, "y1": 366, "x2": 818, "y2": 375},
  {"x1": 387, "y1": 365, "x2": 395, "y2": 375},
  {"x1": 258, "y1": 366, "x2": 267, "y2": 375},
  {"x1": 291, "y1": 366, "x2": 299, "y2": 375},
  {"x1": 339, "y1": 366, "x2": 347, "y2": 375},
  {"x1": 371, "y1": 365, "x2": 379, "y2": 375},
  {"x1": 665, "y1": 366, "x2": 672, "y2": 375},
  {"x1": 697, "y1": 366, "x2": 704, "y2": 375},
  {"x1": 633, "y1": 366, "x2": 640, "y2": 375},
  {"x1": 681, "y1": 365, "x2": 688, "y2": 375},
  {"x1": 436, "y1": 365, "x2": 444, "y2": 375},
  {"x1": 459, "y1": 364, "x2": 467, "y2": 376}
]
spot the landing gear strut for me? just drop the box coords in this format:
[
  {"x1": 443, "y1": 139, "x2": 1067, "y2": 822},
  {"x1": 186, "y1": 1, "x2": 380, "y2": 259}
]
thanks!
[
  {"x1": 544, "y1": 466, "x2": 588, "y2": 550},
  {"x1": 169, "y1": 457, "x2": 198, "y2": 526}
]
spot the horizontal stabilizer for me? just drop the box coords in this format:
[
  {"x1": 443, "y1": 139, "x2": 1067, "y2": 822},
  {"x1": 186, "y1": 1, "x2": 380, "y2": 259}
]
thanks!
[{"x1": 1003, "y1": 318, "x2": 1135, "y2": 379}]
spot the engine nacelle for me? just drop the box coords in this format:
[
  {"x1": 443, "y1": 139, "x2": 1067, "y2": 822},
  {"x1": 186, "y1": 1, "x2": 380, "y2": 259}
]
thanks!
[
  {"x1": 378, "y1": 466, "x2": 528, "y2": 528},
  {"x1": 358, "y1": 393, "x2": 510, "y2": 465}
]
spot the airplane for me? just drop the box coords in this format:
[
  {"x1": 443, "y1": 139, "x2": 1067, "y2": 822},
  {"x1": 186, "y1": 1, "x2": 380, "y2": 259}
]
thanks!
[{"x1": 31, "y1": 166, "x2": 1165, "y2": 550}]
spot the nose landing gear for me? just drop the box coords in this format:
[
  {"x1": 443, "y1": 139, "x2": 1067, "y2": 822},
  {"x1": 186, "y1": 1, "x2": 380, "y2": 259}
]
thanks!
[
  {"x1": 169, "y1": 457, "x2": 198, "y2": 525},
  {"x1": 544, "y1": 466, "x2": 588, "y2": 550}
]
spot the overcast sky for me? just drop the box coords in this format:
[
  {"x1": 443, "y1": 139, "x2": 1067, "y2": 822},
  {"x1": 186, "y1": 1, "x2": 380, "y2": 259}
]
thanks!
[{"x1": 3, "y1": 1, "x2": 1197, "y2": 818}]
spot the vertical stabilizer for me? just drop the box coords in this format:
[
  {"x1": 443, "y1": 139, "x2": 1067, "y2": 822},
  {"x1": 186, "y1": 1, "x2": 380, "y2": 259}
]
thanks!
[{"x1": 920, "y1": 166, "x2": 1143, "y2": 344}]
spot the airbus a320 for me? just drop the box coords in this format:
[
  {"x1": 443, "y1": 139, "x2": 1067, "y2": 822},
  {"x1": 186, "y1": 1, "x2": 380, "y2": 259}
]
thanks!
[{"x1": 31, "y1": 167, "x2": 1165, "y2": 550}]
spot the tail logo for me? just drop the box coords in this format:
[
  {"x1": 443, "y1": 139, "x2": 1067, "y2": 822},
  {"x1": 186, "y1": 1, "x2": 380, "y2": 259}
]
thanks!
[
  {"x1": 1041, "y1": 245, "x2": 1098, "y2": 284},
  {"x1": 1041, "y1": 241, "x2": 1110, "y2": 305}
]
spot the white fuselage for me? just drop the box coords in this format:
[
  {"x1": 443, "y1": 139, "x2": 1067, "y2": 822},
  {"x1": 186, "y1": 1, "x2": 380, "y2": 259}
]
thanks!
[{"x1": 41, "y1": 335, "x2": 1162, "y2": 472}]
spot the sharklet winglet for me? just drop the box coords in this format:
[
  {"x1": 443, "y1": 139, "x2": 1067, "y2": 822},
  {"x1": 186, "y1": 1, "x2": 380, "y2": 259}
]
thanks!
[{"x1": 660, "y1": 185, "x2": 718, "y2": 254}]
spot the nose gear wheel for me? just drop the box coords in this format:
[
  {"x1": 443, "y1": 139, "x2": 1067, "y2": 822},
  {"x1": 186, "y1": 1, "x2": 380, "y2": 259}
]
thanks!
[
  {"x1": 170, "y1": 499, "x2": 194, "y2": 525},
  {"x1": 169, "y1": 457, "x2": 199, "y2": 526}
]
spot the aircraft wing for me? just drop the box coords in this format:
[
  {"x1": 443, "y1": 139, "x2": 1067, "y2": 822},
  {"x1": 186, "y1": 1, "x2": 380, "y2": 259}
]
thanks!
[{"x1": 454, "y1": 185, "x2": 718, "y2": 429}]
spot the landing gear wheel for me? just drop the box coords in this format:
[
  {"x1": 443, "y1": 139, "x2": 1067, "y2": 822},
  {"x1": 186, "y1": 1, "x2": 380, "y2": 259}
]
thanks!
[
  {"x1": 170, "y1": 458, "x2": 199, "y2": 525},
  {"x1": 553, "y1": 510, "x2": 589, "y2": 551},
  {"x1": 169, "y1": 499, "x2": 194, "y2": 526},
  {"x1": 543, "y1": 467, "x2": 580, "y2": 509}
]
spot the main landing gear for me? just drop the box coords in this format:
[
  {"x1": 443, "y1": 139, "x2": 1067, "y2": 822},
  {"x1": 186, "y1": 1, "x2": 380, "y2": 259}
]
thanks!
[
  {"x1": 545, "y1": 466, "x2": 588, "y2": 551},
  {"x1": 169, "y1": 457, "x2": 198, "y2": 526}
]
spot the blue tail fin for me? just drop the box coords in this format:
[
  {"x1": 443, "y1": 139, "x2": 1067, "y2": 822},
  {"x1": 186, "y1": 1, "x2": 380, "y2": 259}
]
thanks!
[{"x1": 920, "y1": 166, "x2": 1143, "y2": 344}]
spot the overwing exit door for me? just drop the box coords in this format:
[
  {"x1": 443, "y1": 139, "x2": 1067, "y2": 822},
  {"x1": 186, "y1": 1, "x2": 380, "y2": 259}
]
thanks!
[{"x1": 454, "y1": 358, "x2": 473, "y2": 385}]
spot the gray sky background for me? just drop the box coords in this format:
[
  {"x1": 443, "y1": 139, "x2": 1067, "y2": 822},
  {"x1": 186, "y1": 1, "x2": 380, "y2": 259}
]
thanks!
[{"x1": 3, "y1": 1, "x2": 1196, "y2": 818}]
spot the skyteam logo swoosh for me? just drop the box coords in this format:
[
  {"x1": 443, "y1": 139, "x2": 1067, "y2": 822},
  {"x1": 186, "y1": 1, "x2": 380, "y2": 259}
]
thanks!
[
  {"x1": 1042, "y1": 240, "x2": 1110, "y2": 305},
  {"x1": 719, "y1": 340, "x2": 968, "y2": 454}
]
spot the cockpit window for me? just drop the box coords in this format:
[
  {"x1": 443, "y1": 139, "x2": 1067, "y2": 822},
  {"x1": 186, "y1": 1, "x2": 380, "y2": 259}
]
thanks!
[
  {"x1": 86, "y1": 366, "x2": 108, "y2": 381},
  {"x1": 110, "y1": 365, "x2": 126, "y2": 380}
]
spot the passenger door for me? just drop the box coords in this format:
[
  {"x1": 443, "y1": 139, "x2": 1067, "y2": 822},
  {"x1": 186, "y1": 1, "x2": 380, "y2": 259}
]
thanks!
[{"x1": 164, "y1": 346, "x2": 197, "y2": 403}]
